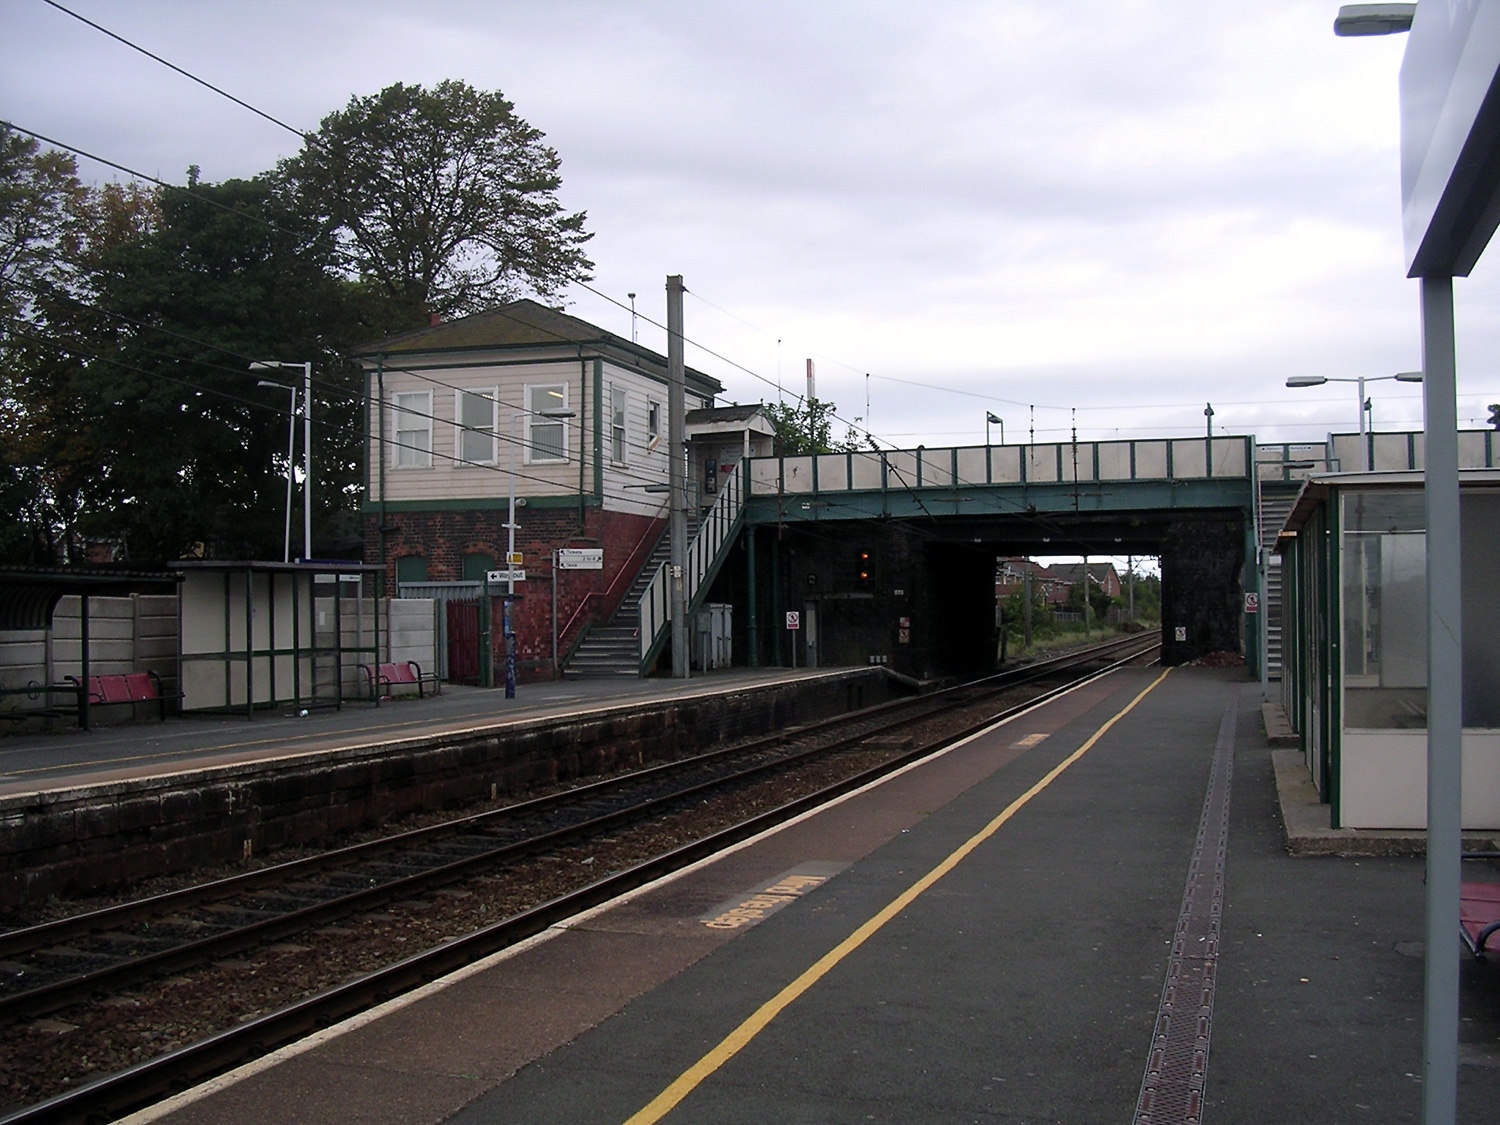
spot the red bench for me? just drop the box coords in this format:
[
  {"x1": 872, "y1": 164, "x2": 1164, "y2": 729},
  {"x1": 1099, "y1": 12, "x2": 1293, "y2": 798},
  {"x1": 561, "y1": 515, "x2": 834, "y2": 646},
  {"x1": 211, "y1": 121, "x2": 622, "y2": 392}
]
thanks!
[
  {"x1": 359, "y1": 661, "x2": 441, "y2": 700},
  {"x1": 65, "y1": 672, "x2": 169, "y2": 720},
  {"x1": 1461, "y1": 881, "x2": 1500, "y2": 959}
]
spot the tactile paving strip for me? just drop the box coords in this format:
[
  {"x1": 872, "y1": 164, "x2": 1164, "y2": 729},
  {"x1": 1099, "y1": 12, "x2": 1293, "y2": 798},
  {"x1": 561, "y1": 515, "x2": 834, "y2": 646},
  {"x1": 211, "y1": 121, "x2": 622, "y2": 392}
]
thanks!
[{"x1": 1135, "y1": 693, "x2": 1237, "y2": 1124}]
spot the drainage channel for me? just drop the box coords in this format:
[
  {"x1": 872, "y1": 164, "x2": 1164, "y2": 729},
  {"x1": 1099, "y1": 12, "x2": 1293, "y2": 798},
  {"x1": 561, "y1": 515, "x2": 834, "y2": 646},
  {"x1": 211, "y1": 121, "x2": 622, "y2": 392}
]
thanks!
[{"x1": 1135, "y1": 686, "x2": 1239, "y2": 1124}]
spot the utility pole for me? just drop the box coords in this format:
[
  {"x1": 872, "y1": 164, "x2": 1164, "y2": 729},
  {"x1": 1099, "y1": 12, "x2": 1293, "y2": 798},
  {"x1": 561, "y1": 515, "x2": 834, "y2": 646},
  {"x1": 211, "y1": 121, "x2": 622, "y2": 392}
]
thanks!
[{"x1": 667, "y1": 275, "x2": 689, "y2": 679}]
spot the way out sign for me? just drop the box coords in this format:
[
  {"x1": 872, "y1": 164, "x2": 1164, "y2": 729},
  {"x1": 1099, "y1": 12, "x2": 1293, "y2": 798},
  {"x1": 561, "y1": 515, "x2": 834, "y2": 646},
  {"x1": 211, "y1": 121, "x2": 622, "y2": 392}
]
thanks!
[{"x1": 785, "y1": 611, "x2": 801, "y2": 631}]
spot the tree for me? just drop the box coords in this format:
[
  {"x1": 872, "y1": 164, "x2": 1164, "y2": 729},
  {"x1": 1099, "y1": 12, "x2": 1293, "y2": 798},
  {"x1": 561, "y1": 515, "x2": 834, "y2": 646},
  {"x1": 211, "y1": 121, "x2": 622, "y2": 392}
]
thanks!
[
  {"x1": 0, "y1": 128, "x2": 86, "y2": 326},
  {"x1": 765, "y1": 398, "x2": 875, "y2": 457},
  {"x1": 50, "y1": 174, "x2": 363, "y2": 561},
  {"x1": 279, "y1": 80, "x2": 593, "y2": 321},
  {"x1": 0, "y1": 128, "x2": 98, "y2": 563}
]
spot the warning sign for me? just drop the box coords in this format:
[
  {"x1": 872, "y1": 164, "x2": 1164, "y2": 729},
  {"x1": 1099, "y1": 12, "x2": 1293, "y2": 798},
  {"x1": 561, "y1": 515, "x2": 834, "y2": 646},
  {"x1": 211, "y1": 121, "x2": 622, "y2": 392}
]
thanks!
[
  {"x1": 786, "y1": 611, "x2": 800, "y2": 630},
  {"x1": 1244, "y1": 592, "x2": 1260, "y2": 614}
]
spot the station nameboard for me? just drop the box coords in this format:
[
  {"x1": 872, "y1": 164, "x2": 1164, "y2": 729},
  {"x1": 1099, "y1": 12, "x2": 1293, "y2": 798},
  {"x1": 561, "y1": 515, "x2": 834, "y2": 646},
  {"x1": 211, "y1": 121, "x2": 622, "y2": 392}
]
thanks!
[{"x1": 1400, "y1": 2, "x2": 1500, "y2": 276}]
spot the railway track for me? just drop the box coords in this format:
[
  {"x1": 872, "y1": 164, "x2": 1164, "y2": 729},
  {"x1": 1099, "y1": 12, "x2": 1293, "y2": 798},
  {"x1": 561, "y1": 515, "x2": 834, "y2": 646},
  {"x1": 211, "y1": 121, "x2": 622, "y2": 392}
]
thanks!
[{"x1": 0, "y1": 633, "x2": 1158, "y2": 1122}]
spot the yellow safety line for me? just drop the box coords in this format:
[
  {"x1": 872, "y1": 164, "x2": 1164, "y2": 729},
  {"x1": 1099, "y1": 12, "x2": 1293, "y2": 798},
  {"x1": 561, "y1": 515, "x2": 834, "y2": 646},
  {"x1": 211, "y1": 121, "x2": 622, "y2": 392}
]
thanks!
[{"x1": 622, "y1": 667, "x2": 1172, "y2": 1125}]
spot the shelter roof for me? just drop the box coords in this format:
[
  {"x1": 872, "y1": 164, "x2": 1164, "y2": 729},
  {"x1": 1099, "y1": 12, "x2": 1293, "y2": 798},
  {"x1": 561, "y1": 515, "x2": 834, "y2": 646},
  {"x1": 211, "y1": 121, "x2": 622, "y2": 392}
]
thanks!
[{"x1": 0, "y1": 567, "x2": 179, "y2": 631}]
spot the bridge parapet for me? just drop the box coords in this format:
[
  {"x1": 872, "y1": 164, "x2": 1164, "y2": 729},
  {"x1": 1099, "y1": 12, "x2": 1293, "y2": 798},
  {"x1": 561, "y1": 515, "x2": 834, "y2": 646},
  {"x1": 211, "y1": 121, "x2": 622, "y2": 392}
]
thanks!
[{"x1": 749, "y1": 436, "x2": 1253, "y2": 497}]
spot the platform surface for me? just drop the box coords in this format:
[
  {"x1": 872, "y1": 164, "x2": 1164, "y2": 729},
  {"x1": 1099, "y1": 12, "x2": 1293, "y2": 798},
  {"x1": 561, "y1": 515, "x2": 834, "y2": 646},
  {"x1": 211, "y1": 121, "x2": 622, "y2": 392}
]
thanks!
[
  {"x1": 0, "y1": 667, "x2": 850, "y2": 800},
  {"x1": 118, "y1": 666, "x2": 1500, "y2": 1125}
]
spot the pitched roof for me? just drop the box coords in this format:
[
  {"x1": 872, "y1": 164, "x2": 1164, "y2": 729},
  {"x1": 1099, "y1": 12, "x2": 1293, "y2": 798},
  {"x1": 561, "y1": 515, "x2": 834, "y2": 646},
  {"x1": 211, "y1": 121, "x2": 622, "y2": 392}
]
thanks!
[
  {"x1": 685, "y1": 404, "x2": 768, "y2": 425},
  {"x1": 351, "y1": 298, "x2": 723, "y2": 394}
]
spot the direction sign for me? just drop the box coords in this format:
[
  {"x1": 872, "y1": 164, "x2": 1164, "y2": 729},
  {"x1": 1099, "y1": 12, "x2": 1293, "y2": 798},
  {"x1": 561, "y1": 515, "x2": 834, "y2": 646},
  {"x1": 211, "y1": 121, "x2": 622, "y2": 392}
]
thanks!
[
  {"x1": 557, "y1": 549, "x2": 604, "y2": 571},
  {"x1": 486, "y1": 569, "x2": 526, "y2": 584}
]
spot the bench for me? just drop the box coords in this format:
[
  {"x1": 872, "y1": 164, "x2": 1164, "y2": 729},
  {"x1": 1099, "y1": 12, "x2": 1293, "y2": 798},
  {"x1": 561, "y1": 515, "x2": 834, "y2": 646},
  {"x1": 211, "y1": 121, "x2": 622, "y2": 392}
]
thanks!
[
  {"x1": 0, "y1": 681, "x2": 70, "y2": 722},
  {"x1": 359, "y1": 661, "x2": 441, "y2": 700},
  {"x1": 64, "y1": 671, "x2": 170, "y2": 721},
  {"x1": 1461, "y1": 880, "x2": 1500, "y2": 959}
]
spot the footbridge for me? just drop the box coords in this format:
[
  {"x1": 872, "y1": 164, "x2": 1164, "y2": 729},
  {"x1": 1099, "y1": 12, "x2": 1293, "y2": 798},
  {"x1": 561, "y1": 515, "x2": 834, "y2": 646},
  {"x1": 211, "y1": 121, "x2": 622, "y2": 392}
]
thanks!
[{"x1": 641, "y1": 435, "x2": 1281, "y2": 682}]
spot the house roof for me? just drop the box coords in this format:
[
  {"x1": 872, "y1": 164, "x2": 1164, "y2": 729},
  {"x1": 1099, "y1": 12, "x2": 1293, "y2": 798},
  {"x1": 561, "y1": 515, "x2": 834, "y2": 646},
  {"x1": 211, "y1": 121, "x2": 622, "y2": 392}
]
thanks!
[
  {"x1": 1041, "y1": 562, "x2": 1119, "y2": 585},
  {"x1": 351, "y1": 299, "x2": 723, "y2": 396},
  {"x1": 686, "y1": 404, "x2": 766, "y2": 425}
]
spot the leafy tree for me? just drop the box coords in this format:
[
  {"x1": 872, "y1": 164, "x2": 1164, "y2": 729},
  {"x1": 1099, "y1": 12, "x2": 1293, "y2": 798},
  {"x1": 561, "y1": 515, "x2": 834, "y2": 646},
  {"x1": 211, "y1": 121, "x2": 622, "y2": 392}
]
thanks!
[
  {"x1": 1065, "y1": 577, "x2": 1115, "y2": 623},
  {"x1": 0, "y1": 127, "x2": 86, "y2": 326},
  {"x1": 279, "y1": 80, "x2": 593, "y2": 320},
  {"x1": 765, "y1": 398, "x2": 875, "y2": 457},
  {"x1": 50, "y1": 174, "x2": 363, "y2": 561},
  {"x1": 0, "y1": 129, "x2": 97, "y2": 563}
]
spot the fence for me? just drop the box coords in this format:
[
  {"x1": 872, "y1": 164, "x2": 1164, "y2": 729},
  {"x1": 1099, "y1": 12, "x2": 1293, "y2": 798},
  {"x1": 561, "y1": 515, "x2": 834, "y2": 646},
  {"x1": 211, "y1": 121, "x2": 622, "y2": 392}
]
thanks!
[{"x1": 0, "y1": 595, "x2": 177, "y2": 720}]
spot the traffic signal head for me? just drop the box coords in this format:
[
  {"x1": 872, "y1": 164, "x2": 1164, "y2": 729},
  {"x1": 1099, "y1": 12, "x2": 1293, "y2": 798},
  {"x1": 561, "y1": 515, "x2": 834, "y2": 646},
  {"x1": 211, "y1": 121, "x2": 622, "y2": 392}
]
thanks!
[{"x1": 856, "y1": 550, "x2": 872, "y2": 584}]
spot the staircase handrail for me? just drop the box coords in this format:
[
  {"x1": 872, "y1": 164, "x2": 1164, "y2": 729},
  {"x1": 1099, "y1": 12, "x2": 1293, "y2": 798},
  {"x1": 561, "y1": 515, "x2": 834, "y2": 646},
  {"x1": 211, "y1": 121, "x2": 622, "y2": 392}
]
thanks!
[
  {"x1": 638, "y1": 469, "x2": 745, "y2": 669},
  {"x1": 556, "y1": 502, "x2": 669, "y2": 653}
]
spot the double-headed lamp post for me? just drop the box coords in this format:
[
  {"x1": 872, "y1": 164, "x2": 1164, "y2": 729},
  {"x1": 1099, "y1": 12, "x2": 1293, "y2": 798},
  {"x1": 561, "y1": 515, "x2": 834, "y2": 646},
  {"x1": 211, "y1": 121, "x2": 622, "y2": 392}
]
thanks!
[
  {"x1": 1285, "y1": 371, "x2": 1422, "y2": 470},
  {"x1": 256, "y1": 379, "x2": 298, "y2": 563},
  {"x1": 985, "y1": 411, "x2": 1004, "y2": 445},
  {"x1": 503, "y1": 404, "x2": 575, "y2": 698},
  {"x1": 251, "y1": 360, "x2": 313, "y2": 558}
]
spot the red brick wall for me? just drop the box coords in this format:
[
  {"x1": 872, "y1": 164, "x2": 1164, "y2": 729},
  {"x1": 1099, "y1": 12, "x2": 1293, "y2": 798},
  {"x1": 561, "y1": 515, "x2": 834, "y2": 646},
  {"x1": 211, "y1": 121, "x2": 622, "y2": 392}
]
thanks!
[{"x1": 363, "y1": 507, "x2": 663, "y2": 681}]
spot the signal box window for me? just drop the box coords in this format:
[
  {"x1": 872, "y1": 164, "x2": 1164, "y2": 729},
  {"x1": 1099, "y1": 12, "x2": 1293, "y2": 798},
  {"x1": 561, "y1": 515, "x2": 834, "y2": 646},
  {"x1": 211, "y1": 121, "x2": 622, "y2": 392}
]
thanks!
[{"x1": 526, "y1": 385, "x2": 569, "y2": 462}]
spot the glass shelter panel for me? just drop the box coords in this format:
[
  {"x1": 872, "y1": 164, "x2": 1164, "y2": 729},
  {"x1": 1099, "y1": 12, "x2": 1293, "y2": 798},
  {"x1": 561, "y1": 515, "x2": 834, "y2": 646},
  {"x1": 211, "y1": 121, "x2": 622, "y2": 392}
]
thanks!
[{"x1": 1341, "y1": 491, "x2": 1428, "y2": 728}]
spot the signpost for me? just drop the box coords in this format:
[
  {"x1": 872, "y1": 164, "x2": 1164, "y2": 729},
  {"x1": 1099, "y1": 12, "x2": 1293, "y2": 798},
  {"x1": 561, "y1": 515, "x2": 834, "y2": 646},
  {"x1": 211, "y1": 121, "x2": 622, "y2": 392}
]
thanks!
[{"x1": 557, "y1": 549, "x2": 604, "y2": 571}]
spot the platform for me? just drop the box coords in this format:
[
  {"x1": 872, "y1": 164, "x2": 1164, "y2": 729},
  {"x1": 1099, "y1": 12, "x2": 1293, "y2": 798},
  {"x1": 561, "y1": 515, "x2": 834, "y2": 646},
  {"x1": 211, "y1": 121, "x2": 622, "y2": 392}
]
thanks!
[
  {"x1": 0, "y1": 668, "x2": 854, "y2": 801},
  {"x1": 112, "y1": 666, "x2": 1500, "y2": 1124}
]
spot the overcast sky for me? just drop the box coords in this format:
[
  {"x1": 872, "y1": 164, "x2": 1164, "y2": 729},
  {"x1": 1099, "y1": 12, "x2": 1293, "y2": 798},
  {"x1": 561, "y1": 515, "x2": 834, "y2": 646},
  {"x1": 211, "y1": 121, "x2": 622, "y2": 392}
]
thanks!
[{"x1": 4, "y1": 0, "x2": 1498, "y2": 450}]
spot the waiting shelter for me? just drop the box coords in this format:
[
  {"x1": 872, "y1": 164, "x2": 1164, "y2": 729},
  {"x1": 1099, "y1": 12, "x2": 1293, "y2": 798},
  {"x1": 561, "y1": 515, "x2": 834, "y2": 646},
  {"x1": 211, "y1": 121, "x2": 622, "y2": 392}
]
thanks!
[
  {"x1": 172, "y1": 561, "x2": 384, "y2": 717},
  {"x1": 1276, "y1": 451, "x2": 1500, "y2": 829}
]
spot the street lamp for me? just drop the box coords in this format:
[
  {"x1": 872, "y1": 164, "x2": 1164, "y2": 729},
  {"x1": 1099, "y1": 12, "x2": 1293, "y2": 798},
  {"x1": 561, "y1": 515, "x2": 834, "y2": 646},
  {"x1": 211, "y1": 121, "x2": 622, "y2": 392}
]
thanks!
[
  {"x1": 256, "y1": 379, "x2": 297, "y2": 562},
  {"x1": 1285, "y1": 371, "x2": 1422, "y2": 470},
  {"x1": 503, "y1": 405, "x2": 576, "y2": 698},
  {"x1": 985, "y1": 411, "x2": 1004, "y2": 445},
  {"x1": 250, "y1": 360, "x2": 313, "y2": 558}
]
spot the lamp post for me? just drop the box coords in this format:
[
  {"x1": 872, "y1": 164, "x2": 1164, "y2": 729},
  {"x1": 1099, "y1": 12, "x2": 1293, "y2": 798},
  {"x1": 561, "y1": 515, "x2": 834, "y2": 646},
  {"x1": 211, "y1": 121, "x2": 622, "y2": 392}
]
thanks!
[
  {"x1": 256, "y1": 380, "x2": 297, "y2": 562},
  {"x1": 1285, "y1": 371, "x2": 1422, "y2": 470},
  {"x1": 985, "y1": 411, "x2": 1004, "y2": 445},
  {"x1": 250, "y1": 360, "x2": 313, "y2": 558},
  {"x1": 504, "y1": 404, "x2": 575, "y2": 698}
]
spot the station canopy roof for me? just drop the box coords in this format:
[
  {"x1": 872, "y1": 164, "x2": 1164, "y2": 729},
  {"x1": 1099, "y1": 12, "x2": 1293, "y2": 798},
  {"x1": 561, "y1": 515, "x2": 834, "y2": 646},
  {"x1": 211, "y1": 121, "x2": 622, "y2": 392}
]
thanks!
[{"x1": 0, "y1": 566, "x2": 180, "y2": 631}]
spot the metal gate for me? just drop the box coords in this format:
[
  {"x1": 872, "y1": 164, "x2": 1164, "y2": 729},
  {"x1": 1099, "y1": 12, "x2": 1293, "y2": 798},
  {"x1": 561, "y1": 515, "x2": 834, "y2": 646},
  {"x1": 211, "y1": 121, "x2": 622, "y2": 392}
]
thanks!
[
  {"x1": 445, "y1": 598, "x2": 481, "y2": 685},
  {"x1": 398, "y1": 581, "x2": 482, "y2": 681}
]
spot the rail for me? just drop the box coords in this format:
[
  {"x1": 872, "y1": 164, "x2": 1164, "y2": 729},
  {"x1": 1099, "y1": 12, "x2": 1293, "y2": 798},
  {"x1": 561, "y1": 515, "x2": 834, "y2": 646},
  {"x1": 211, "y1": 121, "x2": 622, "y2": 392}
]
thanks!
[
  {"x1": 638, "y1": 468, "x2": 745, "y2": 669},
  {"x1": 748, "y1": 435, "x2": 1253, "y2": 497}
]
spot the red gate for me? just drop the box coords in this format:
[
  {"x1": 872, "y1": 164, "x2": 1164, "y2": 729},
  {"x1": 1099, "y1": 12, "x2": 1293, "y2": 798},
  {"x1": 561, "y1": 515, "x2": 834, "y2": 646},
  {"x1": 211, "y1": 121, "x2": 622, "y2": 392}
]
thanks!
[{"x1": 446, "y1": 598, "x2": 481, "y2": 685}]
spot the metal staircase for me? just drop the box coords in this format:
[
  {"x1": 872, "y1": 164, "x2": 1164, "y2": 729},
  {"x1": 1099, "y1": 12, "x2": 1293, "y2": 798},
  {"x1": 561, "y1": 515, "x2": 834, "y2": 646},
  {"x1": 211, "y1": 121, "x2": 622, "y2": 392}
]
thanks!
[
  {"x1": 1258, "y1": 483, "x2": 1301, "y2": 680},
  {"x1": 563, "y1": 514, "x2": 696, "y2": 679}
]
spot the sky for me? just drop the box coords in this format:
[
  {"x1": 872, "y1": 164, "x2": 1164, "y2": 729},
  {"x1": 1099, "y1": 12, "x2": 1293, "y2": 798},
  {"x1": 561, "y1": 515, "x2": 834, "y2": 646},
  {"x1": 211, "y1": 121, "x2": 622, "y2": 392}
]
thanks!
[{"x1": 3, "y1": 0, "x2": 1498, "y2": 452}]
